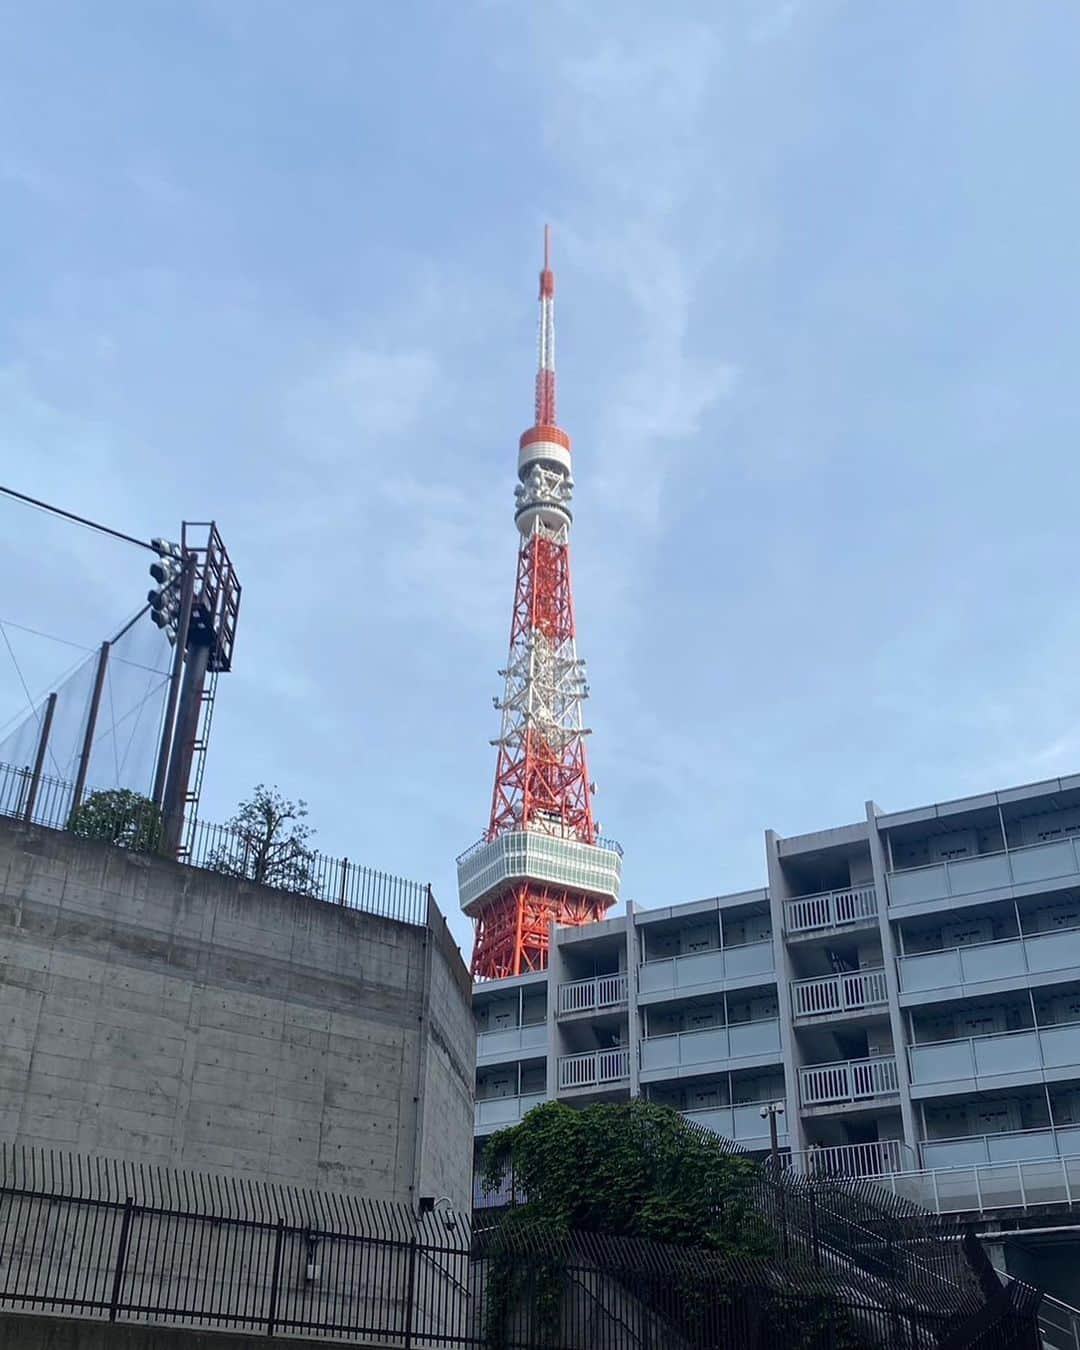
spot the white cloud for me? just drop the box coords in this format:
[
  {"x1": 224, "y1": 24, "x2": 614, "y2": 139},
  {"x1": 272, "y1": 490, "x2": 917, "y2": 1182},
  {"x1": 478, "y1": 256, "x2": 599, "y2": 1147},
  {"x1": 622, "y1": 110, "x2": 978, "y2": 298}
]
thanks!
[
  {"x1": 287, "y1": 347, "x2": 440, "y2": 462},
  {"x1": 541, "y1": 13, "x2": 736, "y2": 529}
]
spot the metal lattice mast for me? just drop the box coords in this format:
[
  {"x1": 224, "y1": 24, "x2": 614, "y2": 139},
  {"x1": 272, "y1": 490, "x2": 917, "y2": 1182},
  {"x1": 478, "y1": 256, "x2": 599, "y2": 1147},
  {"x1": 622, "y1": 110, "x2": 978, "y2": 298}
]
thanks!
[{"x1": 459, "y1": 229, "x2": 621, "y2": 980}]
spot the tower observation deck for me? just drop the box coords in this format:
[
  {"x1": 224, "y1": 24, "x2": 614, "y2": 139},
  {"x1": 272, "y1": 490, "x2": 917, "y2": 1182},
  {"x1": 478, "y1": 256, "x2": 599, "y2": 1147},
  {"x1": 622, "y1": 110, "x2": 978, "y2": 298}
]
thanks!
[{"x1": 458, "y1": 228, "x2": 621, "y2": 979}]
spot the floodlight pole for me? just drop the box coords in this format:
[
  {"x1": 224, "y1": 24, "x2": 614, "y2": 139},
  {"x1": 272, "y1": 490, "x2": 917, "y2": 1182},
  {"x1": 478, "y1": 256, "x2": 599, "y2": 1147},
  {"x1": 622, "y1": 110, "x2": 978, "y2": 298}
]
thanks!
[{"x1": 152, "y1": 555, "x2": 197, "y2": 810}]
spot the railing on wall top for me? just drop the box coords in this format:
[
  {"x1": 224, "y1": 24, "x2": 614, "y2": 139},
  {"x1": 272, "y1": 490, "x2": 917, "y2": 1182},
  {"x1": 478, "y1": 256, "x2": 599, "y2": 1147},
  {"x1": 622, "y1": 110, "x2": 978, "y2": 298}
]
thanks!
[
  {"x1": 557, "y1": 972, "x2": 628, "y2": 1015},
  {"x1": 783, "y1": 885, "x2": 877, "y2": 935},
  {"x1": 791, "y1": 967, "x2": 889, "y2": 1018},
  {"x1": 0, "y1": 758, "x2": 431, "y2": 928},
  {"x1": 799, "y1": 1054, "x2": 900, "y2": 1107},
  {"x1": 557, "y1": 1047, "x2": 631, "y2": 1090}
]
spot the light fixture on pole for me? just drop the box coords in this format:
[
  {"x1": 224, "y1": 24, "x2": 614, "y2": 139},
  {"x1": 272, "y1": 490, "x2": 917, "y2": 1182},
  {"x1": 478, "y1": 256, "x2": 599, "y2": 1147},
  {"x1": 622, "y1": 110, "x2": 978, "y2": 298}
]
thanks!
[
  {"x1": 147, "y1": 538, "x2": 184, "y2": 644},
  {"x1": 758, "y1": 1100, "x2": 785, "y2": 1170}
]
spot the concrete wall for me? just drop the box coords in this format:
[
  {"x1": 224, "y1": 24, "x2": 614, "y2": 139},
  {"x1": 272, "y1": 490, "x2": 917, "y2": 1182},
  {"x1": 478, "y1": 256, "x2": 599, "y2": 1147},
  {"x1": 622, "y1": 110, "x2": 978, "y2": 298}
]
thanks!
[{"x1": 0, "y1": 817, "x2": 473, "y2": 1210}]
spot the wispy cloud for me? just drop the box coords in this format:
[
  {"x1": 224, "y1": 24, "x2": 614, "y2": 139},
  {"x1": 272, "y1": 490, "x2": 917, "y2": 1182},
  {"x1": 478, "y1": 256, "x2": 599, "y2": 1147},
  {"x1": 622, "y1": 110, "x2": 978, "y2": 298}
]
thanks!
[
  {"x1": 287, "y1": 347, "x2": 441, "y2": 462},
  {"x1": 542, "y1": 12, "x2": 735, "y2": 529}
]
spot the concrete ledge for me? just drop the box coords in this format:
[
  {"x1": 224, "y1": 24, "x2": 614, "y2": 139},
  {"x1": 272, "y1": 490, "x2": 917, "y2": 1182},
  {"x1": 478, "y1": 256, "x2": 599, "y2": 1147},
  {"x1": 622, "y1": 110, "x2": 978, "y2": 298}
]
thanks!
[{"x1": 0, "y1": 1311, "x2": 402, "y2": 1349}]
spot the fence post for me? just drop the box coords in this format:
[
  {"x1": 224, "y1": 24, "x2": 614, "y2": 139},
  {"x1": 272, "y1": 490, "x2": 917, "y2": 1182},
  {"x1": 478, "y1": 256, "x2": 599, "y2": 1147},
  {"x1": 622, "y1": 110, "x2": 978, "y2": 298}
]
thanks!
[
  {"x1": 403, "y1": 1235, "x2": 419, "y2": 1349},
  {"x1": 807, "y1": 1187, "x2": 821, "y2": 1269},
  {"x1": 266, "y1": 1217, "x2": 286, "y2": 1337},
  {"x1": 108, "y1": 1196, "x2": 135, "y2": 1323},
  {"x1": 339, "y1": 858, "x2": 349, "y2": 905}
]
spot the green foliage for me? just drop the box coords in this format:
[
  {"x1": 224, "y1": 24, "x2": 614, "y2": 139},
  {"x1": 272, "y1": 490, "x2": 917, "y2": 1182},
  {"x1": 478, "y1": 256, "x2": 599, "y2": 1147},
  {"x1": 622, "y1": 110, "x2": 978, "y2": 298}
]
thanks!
[
  {"x1": 68, "y1": 789, "x2": 163, "y2": 853},
  {"x1": 480, "y1": 1102, "x2": 774, "y2": 1348},
  {"x1": 207, "y1": 784, "x2": 318, "y2": 895},
  {"x1": 482, "y1": 1099, "x2": 770, "y2": 1255}
]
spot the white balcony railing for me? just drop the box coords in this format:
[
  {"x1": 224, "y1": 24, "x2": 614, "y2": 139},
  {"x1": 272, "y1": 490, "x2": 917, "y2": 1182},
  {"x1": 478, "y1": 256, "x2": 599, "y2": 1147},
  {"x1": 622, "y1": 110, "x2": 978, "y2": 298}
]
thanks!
[
  {"x1": 799, "y1": 1054, "x2": 900, "y2": 1107},
  {"x1": 639, "y1": 1018, "x2": 782, "y2": 1074},
  {"x1": 908, "y1": 1020, "x2": 1080, "y2": 1089},
  {"x1": 920, "y1": 1123, "x2": 1080, "y2": 1170},
  {"x1": 557, "y1": 1047, "x2": 631, "y2": 1090},
  {"x1": 784, "y1": 886, "x2": 877, "y2": 936},
  {"x1": 474, "y1": 1092, "x2": 546, "y2": 1132},
  {"x1": 476, "y1": 1022, "x2": 547, "y2": 1060},
  {"x1": 791, "y1": 967, "x2": 888, "y2": 1019},
  {"x1": 558, "y1": 972, "x2": 628, "y2": 1016},
  {"x1": 638, "y1": 940, "x2": 774, "y2": 997},
  {"x1": 888, "y1": 833, "x2": 1080, "y2": 909},
  {"x1": 898, "y1": 927, "x2": 1080, "y2": 997},
  {"x1": 785, "y1": 1139, "x2": 915, "y2": 1178},
  {"x1": 684, "y1": 1100, "x2": 789, "y2": 1149}
]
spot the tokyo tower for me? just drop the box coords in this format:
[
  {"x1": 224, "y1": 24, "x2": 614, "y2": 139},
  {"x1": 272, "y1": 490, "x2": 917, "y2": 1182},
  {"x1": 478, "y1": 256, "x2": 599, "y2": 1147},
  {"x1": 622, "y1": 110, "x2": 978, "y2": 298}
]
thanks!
[{"x1": 457, "y1": 228, "x2": 622, "y2": 979}]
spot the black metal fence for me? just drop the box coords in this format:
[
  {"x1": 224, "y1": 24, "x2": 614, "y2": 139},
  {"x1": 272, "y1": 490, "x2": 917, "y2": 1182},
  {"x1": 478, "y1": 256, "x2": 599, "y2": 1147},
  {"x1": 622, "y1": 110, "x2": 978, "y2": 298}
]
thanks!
[
  {"x1": 0, "y1": 1142, "x2": 1040, "y2": 1350},
  {"x1": 0, "y1": 757, "x2": 430, "y2": 928},
  {"x1": 0, "y1": 1180, "x2": 1040, "y2": 1348}
]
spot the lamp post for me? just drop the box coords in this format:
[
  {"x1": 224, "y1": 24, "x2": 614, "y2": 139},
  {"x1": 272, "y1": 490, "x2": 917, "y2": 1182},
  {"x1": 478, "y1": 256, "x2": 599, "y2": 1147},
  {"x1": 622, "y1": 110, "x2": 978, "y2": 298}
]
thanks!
[
  {"x1": 760, "y1": 1100, "x2": 788, "y2": 1258},
  {"x1": 759, "y1": 1100, "x2": 785, "y2": 1171}
]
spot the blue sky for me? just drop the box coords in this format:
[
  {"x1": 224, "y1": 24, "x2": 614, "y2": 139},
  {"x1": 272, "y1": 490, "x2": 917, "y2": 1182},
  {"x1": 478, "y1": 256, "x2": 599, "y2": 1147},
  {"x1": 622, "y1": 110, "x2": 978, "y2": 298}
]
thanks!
[{"x1": 4, "y1": 2, "x2": 1080, "y2": 958}]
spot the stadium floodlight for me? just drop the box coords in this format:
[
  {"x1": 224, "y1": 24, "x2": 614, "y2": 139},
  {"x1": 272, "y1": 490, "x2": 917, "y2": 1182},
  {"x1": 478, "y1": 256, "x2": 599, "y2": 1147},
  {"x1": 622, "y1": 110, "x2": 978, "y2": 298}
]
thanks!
[{"x1": 148, "y1": 541, "x2": 185, "y2": 645}]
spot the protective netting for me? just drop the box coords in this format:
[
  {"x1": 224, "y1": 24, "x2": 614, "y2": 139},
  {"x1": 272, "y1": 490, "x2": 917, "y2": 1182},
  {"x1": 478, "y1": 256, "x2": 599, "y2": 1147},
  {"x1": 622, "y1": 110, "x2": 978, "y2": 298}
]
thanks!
[{"x1": 0, "y1": 609, "x2": 173, "y2": 813}]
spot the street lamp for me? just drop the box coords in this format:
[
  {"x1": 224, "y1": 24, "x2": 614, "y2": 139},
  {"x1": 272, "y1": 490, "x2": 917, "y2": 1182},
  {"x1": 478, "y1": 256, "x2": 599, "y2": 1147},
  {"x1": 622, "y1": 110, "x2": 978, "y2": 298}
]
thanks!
[{"x1": 759, "y1": 1100, "x2": 785, "y2": 1170}]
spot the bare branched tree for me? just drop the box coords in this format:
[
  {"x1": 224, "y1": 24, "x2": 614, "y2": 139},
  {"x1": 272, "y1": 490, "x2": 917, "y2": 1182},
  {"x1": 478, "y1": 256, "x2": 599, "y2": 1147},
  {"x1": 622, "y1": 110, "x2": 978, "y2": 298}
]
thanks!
[{"x1": 208, "y1": 784, "x2": 318, "y2": 896}]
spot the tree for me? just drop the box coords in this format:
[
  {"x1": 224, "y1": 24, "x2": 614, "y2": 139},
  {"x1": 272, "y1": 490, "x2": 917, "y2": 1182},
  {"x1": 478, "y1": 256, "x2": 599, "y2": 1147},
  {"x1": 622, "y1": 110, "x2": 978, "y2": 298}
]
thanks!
[
  {"x1": 208, "y1": 784, "x2": 318, "y2": 896},
  {"x1": 481, "y1": 1099, "x2": 767, "y2": 1254},
  {"x1": 68, "y1": 789, "x2": 164, "y2": 854},
  {"x1": 479, "y1": 1101, "x2": 773, "y2": 1348}
]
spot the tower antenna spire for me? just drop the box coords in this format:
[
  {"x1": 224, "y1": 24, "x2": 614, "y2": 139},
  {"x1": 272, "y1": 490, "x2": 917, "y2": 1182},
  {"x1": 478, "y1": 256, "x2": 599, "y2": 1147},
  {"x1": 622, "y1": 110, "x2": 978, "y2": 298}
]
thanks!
[
  {"x1": 535, "y1": 224, "x2": 557, "y2": 427},
  {"x1": 457, "y1": 229, "x2": 622, "y2": 979}
]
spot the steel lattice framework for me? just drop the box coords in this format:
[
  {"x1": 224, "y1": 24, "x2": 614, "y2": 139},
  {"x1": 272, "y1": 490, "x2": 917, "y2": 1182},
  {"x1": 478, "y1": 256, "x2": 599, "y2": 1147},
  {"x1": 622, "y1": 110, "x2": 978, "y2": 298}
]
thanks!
[{"x1": 463, "y1": 228, "x2": 618, "y2": 979}]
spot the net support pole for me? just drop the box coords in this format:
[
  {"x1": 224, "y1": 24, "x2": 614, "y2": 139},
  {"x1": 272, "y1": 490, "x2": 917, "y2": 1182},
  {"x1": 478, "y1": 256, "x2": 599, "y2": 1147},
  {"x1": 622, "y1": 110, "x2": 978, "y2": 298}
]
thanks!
[
  {"x1": 23, "y1": 692, "x2": 57, "y2": 825},
  {"x1": 71, "y1": 641, "x2": 110, "y2": 814}
]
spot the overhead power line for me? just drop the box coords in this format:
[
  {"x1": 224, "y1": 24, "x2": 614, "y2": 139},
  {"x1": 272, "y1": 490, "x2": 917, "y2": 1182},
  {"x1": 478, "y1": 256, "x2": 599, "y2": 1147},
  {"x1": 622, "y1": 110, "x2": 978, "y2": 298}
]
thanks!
[{"x1": 0, "y1": 484, "x2": 155, "y2": 553}]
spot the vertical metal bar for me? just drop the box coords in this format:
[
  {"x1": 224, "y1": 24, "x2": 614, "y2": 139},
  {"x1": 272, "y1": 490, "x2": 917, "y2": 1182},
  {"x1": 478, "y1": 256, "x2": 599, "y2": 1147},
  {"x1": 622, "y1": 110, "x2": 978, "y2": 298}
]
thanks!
[
  {"x1": 339, "y1": 857, "x2": 348, "y2": 905},
  {"x1": 266, "y1": 1218, "x2": 285, "y2": 1337},
  {"x1": 153, "y1": 554, "x2": 197, "y2": 807},
  {"x1": 23, "y1": 692, "x2": 57, "y2": 824},
  {"x1": 403, "y1": 1236, "x2": 418, "y2": 1349},
  {"x1": 108, "y1": 1197, "x2": 135, "y2": 1323},
  {"x1": 71, "y1": 641, "x2": 110, "y2": 813}
]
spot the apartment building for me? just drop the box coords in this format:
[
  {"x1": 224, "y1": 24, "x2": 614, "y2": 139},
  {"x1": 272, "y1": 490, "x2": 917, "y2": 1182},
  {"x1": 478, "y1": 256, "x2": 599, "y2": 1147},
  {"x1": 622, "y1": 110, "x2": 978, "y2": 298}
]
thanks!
[{"x1": 472, "y1": 771, "x2": 1080, "y2": 1220}]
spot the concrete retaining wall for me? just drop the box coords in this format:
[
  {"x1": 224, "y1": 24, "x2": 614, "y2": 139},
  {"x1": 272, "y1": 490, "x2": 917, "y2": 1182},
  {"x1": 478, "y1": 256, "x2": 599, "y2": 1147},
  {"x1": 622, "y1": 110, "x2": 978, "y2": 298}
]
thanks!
[{"x1": 0, "y1": 817, "x2": 473, "y2": 1209}]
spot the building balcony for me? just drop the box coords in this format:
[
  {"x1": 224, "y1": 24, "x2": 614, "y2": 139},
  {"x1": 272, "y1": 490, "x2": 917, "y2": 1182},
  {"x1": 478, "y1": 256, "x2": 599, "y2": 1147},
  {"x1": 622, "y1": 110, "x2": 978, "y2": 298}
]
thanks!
[
  {"x1": 786, "y1": 1139, "x2": 915, "y2": 1178},
  {"x1": 475, "y1": 1092, "x2": 545, "y2": 1134},
  {"x1": 799, "y1": 1055, "x2": 900, "y2": 1108},
  {"x1": 898, "y1": 927, "x2": 1080, "y2": 999},
  {"x1": 457, "y1": 830, "x2": 623, "y2": 912},
  {"x1": 920, "y1": 1124, "x2": 1080, "y2": 1169},
  {"x1": 884, "y1": 1153, "x2": 1080, "y2": 1218},
  {"x1": 790, "y1": 967, "x2": 888, "y2": 1020},
  {"x1": 557, "y1": 972, "x2": 627, "y2": 1016},
  {"x1": 639, "y1": 1018, "x2": 782, "y2": 1077},
  {"x1": 638, "y1": 940, "x2": 774, "y2": 1001},
  {"x1": 783, "y1": 886, "x2": 877, "y2": 937},
  {"x1": 684, "y1": 1100, "x2": 789, "y2": 1150},
  {"x1": 908, "y1": 1021, "x2": 1080, "y2": 1094},
  {"x1": 476, "y1": 1022, "x2": 547, "y2": 1063},
  {"x1": 888, "y1": 835, "x2": 1080, "y2": 911},
  {"x1": 557, "y1": 1047, "x2": 630, "y2": 1091}
]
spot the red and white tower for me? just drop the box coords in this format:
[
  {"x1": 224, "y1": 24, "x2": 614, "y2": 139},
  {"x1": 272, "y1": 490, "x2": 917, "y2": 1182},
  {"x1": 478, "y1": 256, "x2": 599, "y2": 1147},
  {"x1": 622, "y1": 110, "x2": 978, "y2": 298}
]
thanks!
[{"x1": 458, "y1": 228, "x2": 622, "y2": 979}]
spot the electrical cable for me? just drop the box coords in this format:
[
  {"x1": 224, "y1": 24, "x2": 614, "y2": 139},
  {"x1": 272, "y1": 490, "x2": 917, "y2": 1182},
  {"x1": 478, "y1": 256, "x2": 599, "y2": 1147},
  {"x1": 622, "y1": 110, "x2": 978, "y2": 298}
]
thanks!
[{"x1": 0, "y1": 484, "x2": 155, "y2": 552}]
